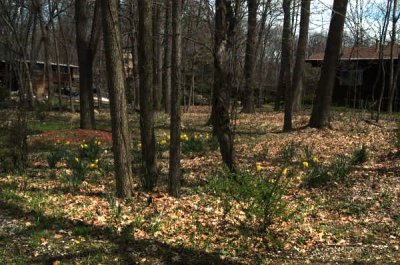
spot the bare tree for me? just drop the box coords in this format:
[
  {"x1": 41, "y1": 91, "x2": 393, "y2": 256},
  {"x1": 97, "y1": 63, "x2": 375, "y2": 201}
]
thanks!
[
  {"x1": 153, "y1": 1, "x2": 162, "y2": 110},
  {"x1": 211, "y1": 0, "x2": 237, "y2": 172},
  {"x1": 138, "y1": 0, "x2": 158, "y2": 190},
  {"x1": 169, "y1": 0, "x2": 182, "y2": 197},
  {"x1": 75, "y1": 0, "x2": 101, "y2": 129},
  {"x1": 280, "y1": 0, "x2": 293, "y2": 131},
  {"x1": 242, "y1": 0, "x2": 258, "y2": 113},
  {"x1": 292, "y1": 0, "x2": 311, "y2": 112},
  {"x1": 100, "y1": 0, "x2": 134, "y2": 198},
  {"x1": 309, "y1": 0, "x2": 349, "y2": 129},
  {"x1": 162, "y1": 0, "x2": 172, "y2": 113}
]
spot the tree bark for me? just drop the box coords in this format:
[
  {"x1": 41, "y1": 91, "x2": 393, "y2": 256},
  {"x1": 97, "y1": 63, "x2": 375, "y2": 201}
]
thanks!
[
  {"x1": 100, "y1": 0, "x2": 134, "y2": 198},
  {"x1": 211, "y1": 0, "x2": 236, "y2": 172},
  {"x1": 242, "y1": 0, "x2": 257, "y2": 113},
  {"x1": 281, "y1": 0, "x2": 293, "y2": 131},
  {"x1": 292, "y1": 0, "x2": 311, "y2": 112},
  {"x1": 388, "y1": 0, "x2": 398, "y2": 113},
  {"x1": 309, "y1": 0, "x2": 349, "y2": 129},
  {"x1": 138, "y1": 0, "x2": 158, "y2": 190},
  {"x1": 153, "y1": 1, "x2": 162, "y2": 110},
  {"x1": 169, "y1": 0, "x2": 182, "y2": 197},
  {"x1": 162, "y1": 0, "x2": 172, "y2": 114},
  {"x1": 75, "y1": 0, "x2": 101, "y2": 129}
]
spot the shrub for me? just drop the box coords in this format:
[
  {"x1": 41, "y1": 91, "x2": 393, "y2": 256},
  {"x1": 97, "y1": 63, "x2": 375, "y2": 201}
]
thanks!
[
  {"x1": 0, "y1": 110, "x2": 29, "y2": 173},
  {"x1": 207, "y1": 167, "x2": 292, "y2": 230}
]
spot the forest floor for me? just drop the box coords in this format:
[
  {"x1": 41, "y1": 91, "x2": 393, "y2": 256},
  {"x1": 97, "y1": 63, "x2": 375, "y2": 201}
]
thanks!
[{"x1": 0, "y1": 106, "x2": 399, "y2": 264}]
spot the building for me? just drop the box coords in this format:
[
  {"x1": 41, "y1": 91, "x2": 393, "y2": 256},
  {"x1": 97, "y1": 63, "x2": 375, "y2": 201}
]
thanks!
[
  {"x1": 306, "y1": 45, "x2": 400, "y2": 110},
  {"x1": 0, "y1": 60, "x2": 79, "y2": 98}
]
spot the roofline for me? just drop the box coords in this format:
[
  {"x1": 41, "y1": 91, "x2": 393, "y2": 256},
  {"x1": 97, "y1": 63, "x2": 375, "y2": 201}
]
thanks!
[{"x1": 306, "y1": 57, "x2": 397, "y2": 62}]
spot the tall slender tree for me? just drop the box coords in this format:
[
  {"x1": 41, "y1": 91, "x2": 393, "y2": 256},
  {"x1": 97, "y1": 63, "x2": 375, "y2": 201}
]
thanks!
[
  {"x1": 281, "y1": 0, "x2": 293, "y2": 131},
  {"x1": 152, "y1": 1, "x2": 162, "y2": 110},
  {"x1": 242, "y1": 0, "x2": 258, "y2": 113},
  {"x1": 291, "y1": 0, "x2": 311, "y2": 112},
  {"x1": 275, "y1": 0, "x2": 292, "y2": 112},
  {"x1": 101, "y1": 0, "x2": 134, "y2": 198},
  {"x1": 138, "y1": 0, "x2": 158, "y2": 190},
  {"x1": 169, "y1": 0, "x2": 182, "y2": 197},
  {"x1": 309, "y1": 0, "x2": 349, "y2": 128},
  {"x1": 388, "y1": 0, "x2": 398, "y2": 113},
  {"x1": 211, "y1": 0, "x2": 237, "y2": 171},
  {"x1": 163, "y1": 0, "x2": 172, "y2": 114},
  {"x1": 75, "y1": 0, "x2": 101, "y2": 129}
]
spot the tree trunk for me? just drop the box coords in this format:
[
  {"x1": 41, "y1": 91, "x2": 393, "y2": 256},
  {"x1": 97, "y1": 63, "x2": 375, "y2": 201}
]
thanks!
[
  {"x1": 211, "y1": 0, "x2": 236, "y2": 172},
  {"x1": 169, "y1": 0, "x2": 182, "y2": 197},
  {"x1": 281, "y1": 0, "x2": 293, "y2": 131},
  {"x1": 242, "y1": 0, "x2": 257, "y2": 113},
  {"x1": 309, "y1": 0, "x2": 349, "y2": 129},
  {"x1": 163, "y1": 0, "x2": 172, "y2": 114},
  {"x1": 388, "y1": 0, "x2": 398, "y2": 113},
  {"x1": 292, "y1": 0, "x2": 311, "y2": 112},
  {"x1": 138, "y1": 0, "x2": 158, "y2": 190},
  {"x1": 75, "y1": 0, "x2": 101, "y2": 129},
  {"x1": 153, "y1": 2, "x2": 162, "y2": 110},
  {"x1": 100, "y1": 0, "x2": 134, "y2": 198}
]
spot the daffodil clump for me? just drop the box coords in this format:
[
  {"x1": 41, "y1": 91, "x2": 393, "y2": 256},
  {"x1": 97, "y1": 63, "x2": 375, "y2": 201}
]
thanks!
[
  {"x1": 208, "y1": 166, "x2": 292, "y2": 229},
  {"x1": 49, "y1": 138, "x2": 104, "y2": 189}
]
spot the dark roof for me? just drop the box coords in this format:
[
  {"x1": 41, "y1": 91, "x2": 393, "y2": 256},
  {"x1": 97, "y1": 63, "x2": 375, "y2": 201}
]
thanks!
[{"x1": 307, "y1": 45, "x2": 400, "y2": 61}]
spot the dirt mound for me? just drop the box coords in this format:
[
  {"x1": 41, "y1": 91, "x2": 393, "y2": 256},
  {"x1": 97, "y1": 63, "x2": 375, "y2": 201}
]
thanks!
[{"x1": 30, "y1": 129, "x2": 113, "y2": 145}]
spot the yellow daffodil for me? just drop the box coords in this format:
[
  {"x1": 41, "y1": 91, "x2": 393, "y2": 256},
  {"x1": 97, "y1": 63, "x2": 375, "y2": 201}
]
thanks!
[
  {"x1": 94, "y1": 159, "x2": 99, "y2": 164},
  {"x1": 160, "y1": 139, "x2": 167, "y2": 145},
  {"x1": 89, "y1": 163, "x2": 97, "y2": 170},
  {"x1": 256, "y1": 164, "x2": 263, "y2": 171},
  {"x1": 303, "y1": 161, "x2": 309, "y2": 168},
  {"x1": 95, "y1": 140, "x2": 101, "y2": 145},
  {"x1": 269, "y1": 178, "x2": 276, "y2": 184},
  {"x1": 205, "y1": 133, "x2": 209, "y2": 139},
  {"x1": 282, "y1": 168, "x2": 288, "y2": 175},
  {"x1": 312, "y1": 157, "x2": 319, "y2": 163},
  {"x1": 75, "y1": 157, "x2": 80, "y2": 162},
  {"x1": 137, "y1": 143, "x2": 142, "y2": 149}
]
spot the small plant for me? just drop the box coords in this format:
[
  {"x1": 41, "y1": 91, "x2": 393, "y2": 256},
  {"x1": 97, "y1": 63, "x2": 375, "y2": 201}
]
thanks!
[
  {"x1": 330, "y1": 155, "x2": 351, "y2": 180},
  {"x1": 351, "y1": 145, "x2": 368, "y2": 165},
  {"x1": 207, "y1": 167, "x2": 292, "y2": 230},
  {"x1": 65, "y1": 156, "x2": 89, "y2": 188},
  {"x1": 395, "y1": 117, "x2": 400, "y2": 151},
  {"x1": 46, "y1": 141, "x2": 67, "y2": 168},
  {"x1": 79, "y1": 139, "x2": 102, "y2": 162},
  {"x1": 303, "y1": 154, "x2": 351, "y2": 187}
]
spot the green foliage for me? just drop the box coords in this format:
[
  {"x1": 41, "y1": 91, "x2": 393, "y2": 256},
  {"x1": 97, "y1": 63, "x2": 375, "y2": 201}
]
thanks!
[
  {"x1": 207, "y1": 167, "x2": 291, "y2": 229},
  {"x1": 78, "y1": 139, "x2": 102, "y2": 162},
  {"x1": 181, "y1": 132, "x2": 218, "y2": 155},
  {"x1": 303, "y1": 154, "x2": 352, "y2": 188},
  {"x1": 350, "y1": 145, "x2": 368, "y2": 165},
  {"x1": 34, "y1": 101, "x2": 48, "y2": 121},
  {"x1": 0, "y1": 110, "x2": 29, "y2": 173},
  {"x1": 65, "y1": 156, "x2": 89, "y2": 188},
  {"x1": 46, "y1": 143, "x2": 66, "y2": 169},
  {"x1": 0, "y1": 84, "x2": 9, "y2": 102}
]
